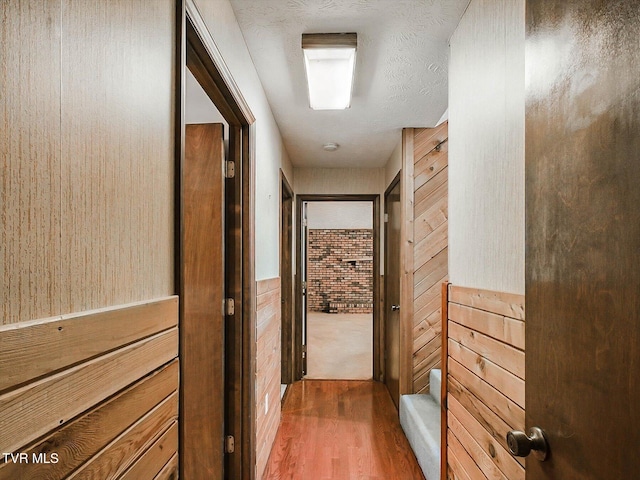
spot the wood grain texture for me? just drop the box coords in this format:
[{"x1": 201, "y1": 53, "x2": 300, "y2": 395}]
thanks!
[
  {"x1": 256, "y1": 277, "x2": 282, "y2": 480},
  {"x1": 411, "y1": 125, "x2": 448, "y2": 394},
  {"x1": 68, "y1": 394, "x2": 178, "y2": 479},
  {"x1": 181, "y1": 123, "x2": 225, "y2": 479},
  {"x1": 60, "y1": 0, "x2": 175, "y2": 315},
  {"x1": 446, "y1": 285, "x2": 525, "y2": 480},
  {"x1": 0, "y1": 328, "x2": 178, "y2": 455},
  {"x1": 154, "y1": 453, "x2": 179, "y2": 480},
  {"x1": 449, "y1": 0, "x2": 525, "y2": 295},
  {"x1": 0, "y1": 297, "x2": 177, "y2": 393},
  {"x1": 263, "y1": 380, "x2": 425, "y2": 479},
  {"x1": 400, "y1": 129, "x2": 415, "y2": 396},
  {"x1": 526, "y1": 1, "x2": 640, "y2": 478},
  {"x1": 118, "y1": 421, "x2": 178, "y2": 480},
  {"x1": 0, "y1": 0, "x2": 63, "y2": 324},
  {"x1": 0, "y1": 361, "x2": 178, "y2": 480}
]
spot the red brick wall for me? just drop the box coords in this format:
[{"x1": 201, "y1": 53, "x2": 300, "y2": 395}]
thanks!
[{"x1": 307, "y1": 229, "x2": 373, "y2": 314}]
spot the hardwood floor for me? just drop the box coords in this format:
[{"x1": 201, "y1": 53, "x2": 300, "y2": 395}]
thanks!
[{"x1": 263, "y1": 380, "x2": 425, "y2": 480}]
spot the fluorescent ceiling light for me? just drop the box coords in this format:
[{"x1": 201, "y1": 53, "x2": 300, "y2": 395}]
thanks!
[{"x1": 302, "y1": 33, "x2": 357, "y2": 110}]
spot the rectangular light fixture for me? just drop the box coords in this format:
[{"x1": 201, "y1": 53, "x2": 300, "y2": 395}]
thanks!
[{"x1": 302, "y1": 33, "x2": 357, "y2": 110}]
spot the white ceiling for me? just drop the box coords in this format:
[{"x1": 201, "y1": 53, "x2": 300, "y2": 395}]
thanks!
[{"x1": 228, "y1": 0, "x2": 469, "y2": 168}]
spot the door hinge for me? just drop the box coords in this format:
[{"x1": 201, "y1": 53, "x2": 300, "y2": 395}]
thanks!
[
  {"x1": 225, "y1": 160, "x2": 235, "y2": 179},
  {"x1": 302, "y1": 344, "x2": 307, "y2": 359},
  {"x1": 303, "y1": 217, "x2": 308, "y2": 227},
  {"x1": 384, "y1": 213, "x2": 389, "y2": 223},
  {"x1": 224, "y1": 298, "x2": 235, "y2": 316},
  {"x1": 225, "y1": 435, "x2": 235, "y2": 454}
]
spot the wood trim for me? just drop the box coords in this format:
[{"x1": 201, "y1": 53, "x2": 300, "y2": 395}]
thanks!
[
  {"x1": 243, "y1": 122, "x2": 257, "y2": 480},
  {"x1": 0, "y1": 297, "x2": 178, "y2": 393},
  {"x1": 441, "y1": 281, "x2": 450, "y2": 480},
  {"x1": 400, "y1": 128, "x2": 415, "y2": 395},
  {"x1": 181, "y1": 2, "x2": 257, "y2": 477},
  {"x1": 279, "y1": 169, "x2": 294, "y2": 384},
  {"x1": 184, "y1": 0, "x2": 255, "y2": 124},
  {"x1": 294, "y1": 194, "x2": 381, "y2": 383}
]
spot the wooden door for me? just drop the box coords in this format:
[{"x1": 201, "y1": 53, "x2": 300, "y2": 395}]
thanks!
[
  {"x1": 181, "y1": 123, "x2": 226, "y2": 478},
  {"x1": 280, "y1": 174, "x2": 294, "y2": 384},
  {"x1": 525, "y1": 1, "x2": 640, "y2": 478},
  {"x1": 384, "y1": 177, "x2": 401, "y2": 407}
]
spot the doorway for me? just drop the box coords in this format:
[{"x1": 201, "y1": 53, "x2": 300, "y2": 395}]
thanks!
[
  {"x1": 294, "y1": 195, "x2": 381, "y2": 382},
  {"x1": 178, "y1": 2, "x2": 256, "y2": 478}
]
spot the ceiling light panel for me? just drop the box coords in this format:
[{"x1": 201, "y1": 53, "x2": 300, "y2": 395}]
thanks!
[{"x1": 302, "y1": 33, "x2": 357, "y2": 110}]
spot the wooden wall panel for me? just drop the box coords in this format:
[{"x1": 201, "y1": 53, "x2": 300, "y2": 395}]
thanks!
[
  {"x1": 256, "y1": 277, "x2": 282, "y2": 480},
  {"x1": 0, "y1": 298, "x2": 179, "y2": 479},
  {"x1": 448, "y1": 0, "x2": 525, "y2": 295},
  {"x1": 411, "y1": 123, "x2": 449, "y2": 394},
  {"x1": 1, "y1": 0, "x2": 175, "y2": 326},
  {"x1": 446, "y1": 285, "x2": 525, "y2": 480},
  {"x1": 1, "y1": 0, "x2": 62, "y2": 324}
]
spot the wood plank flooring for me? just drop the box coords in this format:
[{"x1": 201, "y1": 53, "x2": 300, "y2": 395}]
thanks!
[{"x1": 263, "y1": 380, "x2": 425, "y2": 480}]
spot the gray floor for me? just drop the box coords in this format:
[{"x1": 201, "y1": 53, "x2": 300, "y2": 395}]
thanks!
[{"x1": 305, "y1": 312, "x2": 373, "y2": 380}]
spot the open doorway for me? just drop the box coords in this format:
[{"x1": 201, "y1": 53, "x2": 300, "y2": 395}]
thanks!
[
  {"x1": 294, "y1": 195, "x2": 381, "y2": 381},
  {"x1": 178, "y1": 3, "x2": 256, "y2": 478}
]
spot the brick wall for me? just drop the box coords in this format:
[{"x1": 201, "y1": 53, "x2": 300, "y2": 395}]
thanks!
[{"x1": 307, "y1": 229, "x2": 373, "y2": 314}]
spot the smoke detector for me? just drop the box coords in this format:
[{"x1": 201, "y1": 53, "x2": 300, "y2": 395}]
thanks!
[{"x1": 323, "y1": 143, "x2": 340, "y2": 152}]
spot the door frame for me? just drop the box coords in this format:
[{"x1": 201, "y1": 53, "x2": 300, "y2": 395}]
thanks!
[
  {"x1": 280, "y1": 170, "x2": 295, "y2": 385},
  {"x1": 294, "y1": 194, "x2": 381, "y2": 381},
  {"x1": 177, "y1": 1, "x2": 256, "y2": 478},
  {"x1": 383, "y1": 172, "x2": 401, "y2": 393}
]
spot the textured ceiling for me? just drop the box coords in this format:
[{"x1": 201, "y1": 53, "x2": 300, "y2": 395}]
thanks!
[{"x1": 229, "y1": 0, "x2": 469, "y2": 168}]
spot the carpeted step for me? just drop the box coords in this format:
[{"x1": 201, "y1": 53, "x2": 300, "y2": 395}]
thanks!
[{"x1": 399, "y1": 387, "x2": 440, "y2": 479}]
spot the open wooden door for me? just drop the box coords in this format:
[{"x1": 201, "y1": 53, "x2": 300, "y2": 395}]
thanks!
[
  {"x1": 181, "y1": 123, "x2": 226, "y2": 478},
  {"x1": 524, "y1": 1, "x2": 640, "y2": 478},
  {"x1": 384, "y1": 175, "x2": 402, "y2": 408}
]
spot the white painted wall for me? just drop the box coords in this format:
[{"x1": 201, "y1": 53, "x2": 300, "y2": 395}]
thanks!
[
  {"x1": 194, "y1": 0, "x2": 294, "y2": 281},
  {"x1": 448, "y1": 0, "x2": 525, "y2": 294},
  {"x1": 294, "y1": 167, "x2": 383, "y2": 195},
  {"x1": 307, "y1": 201, "x2": 373, "y2": 230},
  {"x1": 384, "y1": 138, "x2": 402, "y2": 190}
]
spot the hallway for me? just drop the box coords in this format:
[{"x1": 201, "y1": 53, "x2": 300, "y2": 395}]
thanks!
[{"x1": 263, "y1": 380, "x2": 424, "y2": 480}]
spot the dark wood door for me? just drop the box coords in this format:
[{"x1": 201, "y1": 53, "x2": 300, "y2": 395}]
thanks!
[
  {"x1": 384, "y1": 177, "x2": 401, "y2": 408},
  {"x1": 181, "y1": 123, "x2": 226, "y2": 478},
  {"x1": 280, "y1": 174, "x2": 294, "y2": 384},
  {"x1": 526, "y1": 1, "x2": 640, "y2": 478}
]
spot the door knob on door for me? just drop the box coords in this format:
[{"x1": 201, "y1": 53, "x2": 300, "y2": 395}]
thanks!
[
  {"x1": 506, "y1": 427, "x2": 549, "y2": 461},
  {"x1": 391, "y1": 305, "x2": 400, "y2": 311}
]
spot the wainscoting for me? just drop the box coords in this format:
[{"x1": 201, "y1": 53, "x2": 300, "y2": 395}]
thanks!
[
  {"x1": 0, "y1": 297, "x2": 179, "y2": 479},
  {"x1": 256, "y1": 278, "x2": 282, "y2": 480},
  {"x1": 446, "y1": 285, "x2": 525, "y2": 480}
]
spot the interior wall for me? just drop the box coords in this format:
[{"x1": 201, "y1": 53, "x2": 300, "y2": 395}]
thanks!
[
  {"x1": 194, "y1": 0, "x2": 293, "y2": 282},
  {"x1": 448, "y1": 0, "x2": 526, "y2": 295},
  {"x1": 1, "y1": 1, "x2": 179, "y2": 477},
  {"x1": 307, "y1": 201, "x2": 373, "y2": 229},
  {"x1": 384, "y1": 138, "x2": 403, "y2": 189},
  {"x1": 1, "y1": 0, "x2": 174, "y2": 324}
]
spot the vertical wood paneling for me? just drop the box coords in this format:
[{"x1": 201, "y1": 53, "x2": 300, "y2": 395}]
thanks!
[
  {"x1": 449, "y1": 0, "x2": 525, "y2": 295},
  {"x1": 60, "y1": 0, "x2": 175, "y2": 314},
  {"x1": 1, "y1": 0, "x2": 62, "y2": 324},
  {"x1": 2, "y1": 0, "x2": 175, "y2": 325},
  {"x1": 446, "y1": 285, "x2": 525, "y2": 480},
  {"x1": 256, "y1": 277, "x2": 281, "y2": 480},
  {"x1": 411, "y1": 124, "x2": 448, "y2": 394}
]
